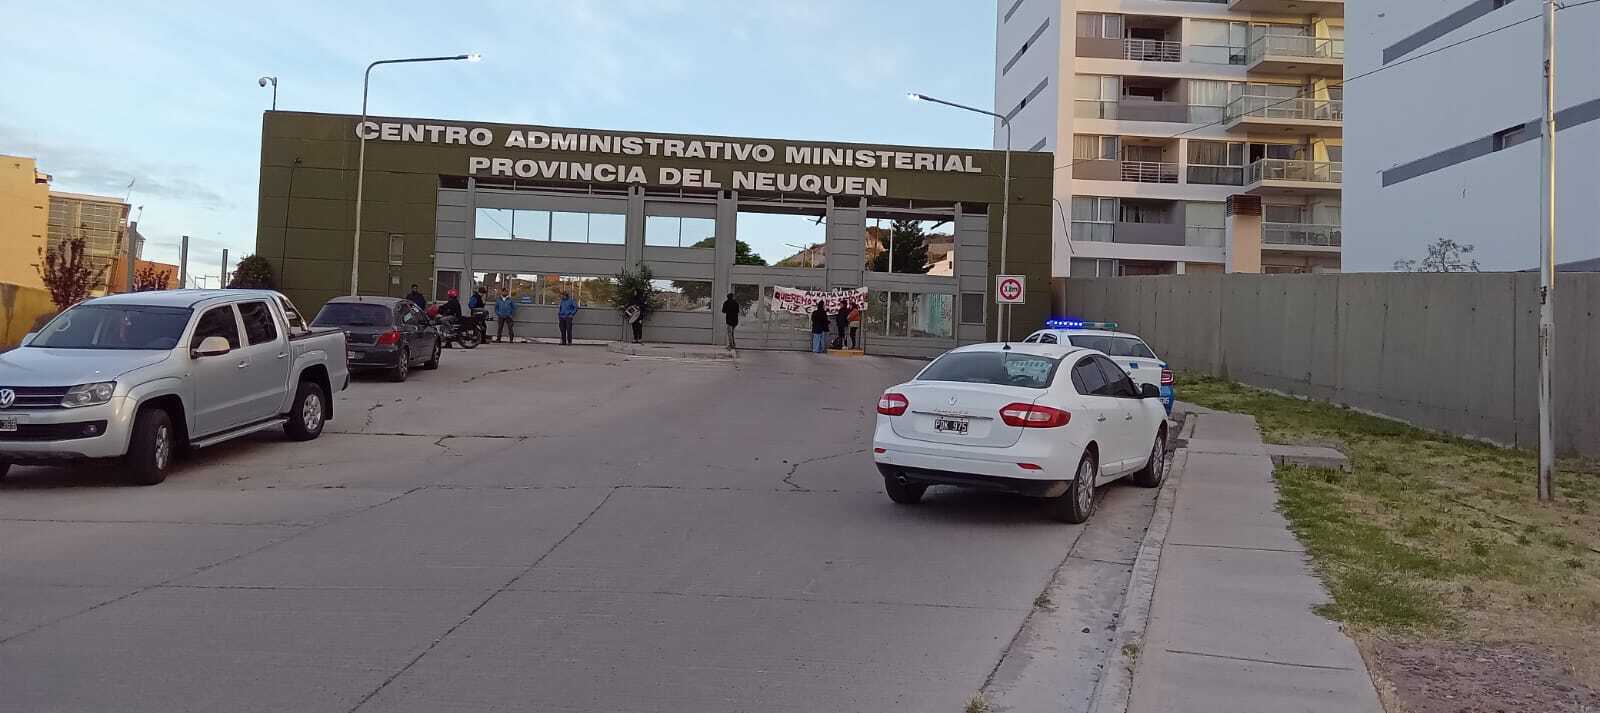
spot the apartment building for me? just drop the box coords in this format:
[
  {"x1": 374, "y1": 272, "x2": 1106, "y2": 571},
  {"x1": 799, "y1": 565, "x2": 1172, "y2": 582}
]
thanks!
[
  {"x1": 1345, "y1": 0, "x2": 1598, "y2": 272},
  {"x1": 995, "y1": 0, "x2": 1344, "y2": 284},
  {"x1": 0, "y1": 155, "x2": 51, "y2": 289},
  {"x1": 46, "y1": 190, "x2": 130, "y2": 293}
]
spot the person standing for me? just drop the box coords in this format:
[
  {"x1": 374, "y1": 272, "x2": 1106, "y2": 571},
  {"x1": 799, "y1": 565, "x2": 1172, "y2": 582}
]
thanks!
[
  {"x1": 810, "y1": 300, "x2": 830, "y2": 354},
  {"x1": 720, "y1": 292, "x2": 740, "y2": 350},
  {"x1": 833, "y1": 299, "x2": 850, "y2": 349},
  {"x1": 468, "y1": 287, "x2": 486, "y2": 311},
  {"x1": 848, "y1": 300, "x2": 862, "y2": 349},
  {"x1": 494, "y1": 288, "x2": 517, "y2": 343},
  {"x1": 557, "y1": 290, "x2": 579, "y2": 345},
  {"x1": 405, "y1": 283, "x2": 427, "y2": 311}
]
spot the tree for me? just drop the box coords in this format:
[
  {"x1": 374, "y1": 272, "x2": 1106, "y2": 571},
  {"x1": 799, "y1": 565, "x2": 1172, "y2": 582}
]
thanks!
[
  {"x1": 867, "y1": 219, "x2": 931, "y2": 274},
  {"x1": 1394, "y1": 238, "x2": 1480, "y2": 273},
  {"x1": 228, "y1": 254, "x2": 275, "y2": 289},
  {"x1": 611, "y1": 264, "x2": 662, "y2": 320},
  {"x1": 35, "y1": 236, "x2": 112, "y2": 310},
  {"x1": 132, "y1": 263, "x2": 173, "y2": 291}
]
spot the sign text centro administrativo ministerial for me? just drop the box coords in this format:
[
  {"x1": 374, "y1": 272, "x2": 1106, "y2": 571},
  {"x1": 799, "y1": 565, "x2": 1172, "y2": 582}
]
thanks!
[{"x1": 354, "y1": 121, "x2": 984, "y2": 198}]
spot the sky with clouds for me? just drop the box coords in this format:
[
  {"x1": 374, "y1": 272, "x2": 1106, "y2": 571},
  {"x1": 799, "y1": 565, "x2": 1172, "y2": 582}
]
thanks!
[{"x1": 0, "y1": 0, "x2": 999, "y2": 285}]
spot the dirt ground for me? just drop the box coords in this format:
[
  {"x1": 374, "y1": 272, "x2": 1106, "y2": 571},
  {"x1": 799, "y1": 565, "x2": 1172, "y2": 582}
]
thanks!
[{"x1": 1368, "y1": 639, "x2": 1600, "y2": 713}]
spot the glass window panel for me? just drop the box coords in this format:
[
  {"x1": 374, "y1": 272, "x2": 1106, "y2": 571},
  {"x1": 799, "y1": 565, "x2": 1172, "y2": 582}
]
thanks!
[
  {"x1": 889, "y1": 292, "x2": 910, "y2": 337},
  {"x1": 588, "y1": 213, "x2": 625, "y2": 244},
  {"x1": 1075, "y1": 74, "x2": 1103, "y2": 100},
  {"x1": 550, "y1": 212, "x2": 592, "y2": 243},
  {"x1": 1186, "y1": 202, "x2": 1226, "y2": 229},
  {"x1": 1101, "y1": 76, "x2": 1120, "y2": 98},
  {"x1": 865, "y1": 290, "x2": 889, "y2": 335},
  {"x1": 1264, "y1": 204, "x2": 1304, "y2": 223},
  {"x1": 1103, "y1": 15, "x2": 1123, "y2": 38},
  {"x1": 476, "y1": 208, "x2": 515, "y2": 240},
  {"x1": 910, "y1": 294, "x2": 954, "y2": 339},
  {"x1": 680, "y1": 217, "x2": 716, "y2": 248},
  {"x1": 1188, "y1": 19, "x2": 1229, "y2": 45},
  {"x1": 651, "y1": 279, "x2": 712, "y2": 312},
  {"x1": 1071, "y1": 196, "x2": 1095, "y2": 221},
  {"x1": 1072, "y1": 135, "x2": 1099, "y2": 160},
  {"x1": 1076, "y1": 13, "x2": 1101, "y2": 38},
  {"x1": 731, "y1": 284, "x2": 761, "y2": 317}
]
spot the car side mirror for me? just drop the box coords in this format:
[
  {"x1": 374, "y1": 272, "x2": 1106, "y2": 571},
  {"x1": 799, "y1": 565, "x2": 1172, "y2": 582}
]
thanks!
[
  {"x1": 192, "y1": 336, "x2": 232, "y2": 357},
  {"x1": 1140, "y1": 383, "x2": 1161, "y2": 399}
]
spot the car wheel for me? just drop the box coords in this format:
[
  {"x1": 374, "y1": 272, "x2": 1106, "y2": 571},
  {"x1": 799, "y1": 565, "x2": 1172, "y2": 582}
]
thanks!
[
  {"x1": 883, "y1": 474, "x2": 928, "y2": 505},
  {"x1": 1131, "y1": 430, "x2": 1168, "y2": 488},
  {"x1": 422, "y1": 340, "x2": 441, "y2": 370},
  {"x1": 285, "y1": 380, "x2": 326, "y2": 441},
  {"x1": 389, "y1": 348, "x2": 410, "y2": 382},
  {"x1": 126, "y1": 408, "x2": 175, "y2": 485},
  {"x1": 1049, "y1": 452, "x2": 1097, "y2": 524}
]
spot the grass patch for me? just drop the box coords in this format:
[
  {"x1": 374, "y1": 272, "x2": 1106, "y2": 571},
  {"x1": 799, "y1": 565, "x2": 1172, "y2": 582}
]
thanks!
[
  {"x1": 963, "y1": 694, "x2": 991, "y2": 713},
  {"x1": 1179, "y1": 374, "x2": 1600, "y2": 679}
]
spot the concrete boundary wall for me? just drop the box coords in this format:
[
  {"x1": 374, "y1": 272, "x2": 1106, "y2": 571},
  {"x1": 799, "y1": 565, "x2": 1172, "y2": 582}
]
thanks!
[{"x1": 1065, "y1": 273, "x2": 1600, "y2": 457}]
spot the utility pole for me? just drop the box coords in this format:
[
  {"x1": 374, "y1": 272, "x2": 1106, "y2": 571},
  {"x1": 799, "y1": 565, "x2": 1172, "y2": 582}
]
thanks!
[
  {"x1": 1537, "y1": 0, "x2": 1557, "y2": 501},
  {"x1": 178, "y1": 235, "x2": 190, "y2": 289},
  {"x1": 220, "y1": 249, "x2": 230, "y2": 289}
]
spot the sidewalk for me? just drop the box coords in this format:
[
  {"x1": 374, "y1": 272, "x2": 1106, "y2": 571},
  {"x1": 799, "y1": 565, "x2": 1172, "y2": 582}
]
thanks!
[{"x1": 1122, "y1": 408, "x2": 1383, "y2": 713}]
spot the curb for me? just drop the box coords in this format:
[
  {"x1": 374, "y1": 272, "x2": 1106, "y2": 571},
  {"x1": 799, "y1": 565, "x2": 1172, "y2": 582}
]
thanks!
[{"x1": 1086, "y1": 421, "x2": 1191, "y2": 713}]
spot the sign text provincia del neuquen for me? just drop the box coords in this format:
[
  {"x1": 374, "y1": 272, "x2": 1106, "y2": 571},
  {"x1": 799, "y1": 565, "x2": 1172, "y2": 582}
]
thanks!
[{"x1": 354, "y1": 121, "x2": 984, "y2": 198}]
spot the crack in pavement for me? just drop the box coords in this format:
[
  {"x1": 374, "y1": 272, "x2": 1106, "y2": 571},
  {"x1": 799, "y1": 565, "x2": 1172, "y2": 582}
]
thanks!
[
  {"x1": 459, "y1": 361, "x2": 553, "y2": 384},
  {"x1": 358, "y1": 402, "x2": 383, "y2": 432},
  {"x1": 781, "y1": 448, "x2": 870, "y2": 492},
  {"x1": 980, "y1": 518, "x2": 1092, "y2": 695}
]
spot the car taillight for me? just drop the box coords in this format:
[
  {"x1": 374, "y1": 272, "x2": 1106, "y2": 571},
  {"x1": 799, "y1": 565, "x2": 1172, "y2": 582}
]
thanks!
[
  {"x1": 1160, "y1": 369, "x2": 1174, "y2": 385},
  {"x1": 877, "y1": 392, "x2": 909, "y2": 416},
  {"x1": 999, "y1": 403, "x2": 1072, "y2": 428},
  {"x1": 375, "y1": 330, "x2": 402, "y2": 346}
]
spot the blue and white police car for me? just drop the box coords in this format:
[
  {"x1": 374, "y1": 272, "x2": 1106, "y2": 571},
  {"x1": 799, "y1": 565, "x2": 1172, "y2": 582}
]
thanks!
[{"x1": 1022, "y1": 320, "x2": 1175, "y2": 414}]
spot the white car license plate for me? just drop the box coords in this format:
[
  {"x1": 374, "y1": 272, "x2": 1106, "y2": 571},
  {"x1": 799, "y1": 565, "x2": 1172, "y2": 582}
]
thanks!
[
  {"x1": 934, "y1": 417, "x2": 969, "y2": 434},
  {"x1": 347, "y1": 350, "x2": 362, "y2": 360},
  {"x1": 0, "y1": 418, "x2": 16, "y2": 432}
]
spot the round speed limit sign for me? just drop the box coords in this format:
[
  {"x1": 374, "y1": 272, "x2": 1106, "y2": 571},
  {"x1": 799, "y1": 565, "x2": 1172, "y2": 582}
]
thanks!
[{"x1": 996, "y1": 275, "x2": 1025, "y2": 304}]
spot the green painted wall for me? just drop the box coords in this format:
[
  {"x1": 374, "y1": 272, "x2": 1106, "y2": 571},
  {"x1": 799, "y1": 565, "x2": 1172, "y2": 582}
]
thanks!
[{"x1": 255, "y1": 111, "x2": 1054, "y2": 338}]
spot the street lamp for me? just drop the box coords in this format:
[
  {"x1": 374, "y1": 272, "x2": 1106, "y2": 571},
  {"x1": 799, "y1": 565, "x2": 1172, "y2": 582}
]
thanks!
[
  {"x1": 258, "y1": 76, "x2": 278, "y2": 110},
  {"x1": 908, "y1": 91, "x2": 1013, "y2": 341},
  {"x1": 350, "y1": 53, "x2": 480, "y2": 296}
]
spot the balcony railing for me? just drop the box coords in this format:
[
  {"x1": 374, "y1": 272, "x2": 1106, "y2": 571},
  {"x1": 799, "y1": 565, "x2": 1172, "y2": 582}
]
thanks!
[
  {"x1": 1225, "y1": 95, "x2": 1343, "y2": 122},
  {"x1": 1124, "y1": 38, "x2": 1182, "y2": 62},
  {"x1": 1263, "y1": 222, "x2": 1342, "y2": 247},
  {"x1": 1121, "y1": 161, "x2": 1180, "y2": 183},
  {"x1": 1247, "y1": 159, "x2": 1343, "y2": 185},
  {"x1": 1247, "y1": 35, "x2": 1345, "y2": 64}
]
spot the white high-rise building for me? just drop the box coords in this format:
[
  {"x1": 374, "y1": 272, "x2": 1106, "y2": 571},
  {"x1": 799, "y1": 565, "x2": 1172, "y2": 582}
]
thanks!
[
  {"x1": 1343, "y1": 0, "x2": 1599, "y2": 272},
  {"x1": 994, "y1": 0, "x2": 1345, "y2": 286}
]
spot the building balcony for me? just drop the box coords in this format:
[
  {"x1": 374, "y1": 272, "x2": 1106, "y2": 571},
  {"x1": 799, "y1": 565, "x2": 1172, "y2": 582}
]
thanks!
[
  {"x1": 1262, "y1": 222, "x2": 1342, "y2": 251},
  {"x1": 1245, "y1": 35, "x2": 1344, "y2": 77},
  {"x1": 1244, "y1": 159, "x2": 1342, "y2": 195},
  {"x1": 1229, "y1": 0, "x2": 1344, "y2": 17},
  {"x1": 1224, "y1": 96, "x2": 1343, "y2": 137},
  {"x1": 1120, "y1": 161, "x2": 1180, "y2": 184},
  {"x1": 1123, "y1": 38, "x2": 1182, "y2": 62},
  {"x1": 1075, "y1": 99, "x2": 1191, "y2": 124}
]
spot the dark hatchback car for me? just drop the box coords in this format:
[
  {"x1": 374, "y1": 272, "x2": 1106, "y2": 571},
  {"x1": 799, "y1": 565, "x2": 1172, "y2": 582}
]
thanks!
[{"x1": 312, "y1": 296, "x2": 441, "y2": 382}]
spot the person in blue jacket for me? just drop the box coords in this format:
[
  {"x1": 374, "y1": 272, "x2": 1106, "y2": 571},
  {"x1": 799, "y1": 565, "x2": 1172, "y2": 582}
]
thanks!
[
  {"x1": 557, "y1": 290, "x2": 579, "y2": 345},
  {"x1": 494, "y1": 288, "x2": 516, "y2": 343}
]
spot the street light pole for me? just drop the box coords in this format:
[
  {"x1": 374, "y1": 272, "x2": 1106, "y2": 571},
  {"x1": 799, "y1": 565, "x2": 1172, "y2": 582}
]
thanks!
[
  {"x1": 1537, "y1": 0, "x2": 1557, "y2": 501},
  {"x1": 908, "y1": 92, "x2": 1012, "y2": 341},
  {"x1": 351, "y1": 53, "x2": 480, "y2": 296},
  {"x1": 258, "y1": 76, "x2": 278, "y2": 110}
]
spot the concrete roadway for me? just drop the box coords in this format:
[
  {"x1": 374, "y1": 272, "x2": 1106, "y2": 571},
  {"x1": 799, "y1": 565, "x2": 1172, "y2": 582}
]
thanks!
[{"x1": 0, "y1": 345, "x2": 1157, "y2": 713}]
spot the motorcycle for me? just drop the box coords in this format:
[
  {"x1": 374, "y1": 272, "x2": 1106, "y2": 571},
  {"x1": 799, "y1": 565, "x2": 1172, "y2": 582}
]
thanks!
[{"x1": 437, "y1": 313, "x2": 483, "y2": 349}]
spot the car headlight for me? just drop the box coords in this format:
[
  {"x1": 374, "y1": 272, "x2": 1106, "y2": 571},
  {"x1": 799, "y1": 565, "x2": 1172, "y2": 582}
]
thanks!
[{"x1": 62, "y1": 382, "x2": 116, "y2": 408}]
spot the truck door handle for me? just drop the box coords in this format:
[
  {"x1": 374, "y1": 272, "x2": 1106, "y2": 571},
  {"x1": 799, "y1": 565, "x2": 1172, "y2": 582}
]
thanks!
[
  {"x1": 1125, "y1": 413, "x2": 1134, "y2": 420},
  {"x1": 276, "y1": 352, "x2": 288, "y2": 359},
  {"x1": 236, "y1": 360, "x2": 249, "y2": 369},
  {"x1": 1097, "y1": 414, "x2": 1108, "y2": 422}
]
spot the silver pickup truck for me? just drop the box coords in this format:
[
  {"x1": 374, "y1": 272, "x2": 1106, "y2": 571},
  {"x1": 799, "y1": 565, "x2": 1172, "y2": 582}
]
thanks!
[{"x1": 0, "y1": 289, "x2": 349, "y2": 485}]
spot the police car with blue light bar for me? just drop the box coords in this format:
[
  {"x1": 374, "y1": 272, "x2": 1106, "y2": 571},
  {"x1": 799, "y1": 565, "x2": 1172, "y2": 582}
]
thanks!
[{"x1": 1024, "y1": 320, "x2": 1174, "y2": 414}]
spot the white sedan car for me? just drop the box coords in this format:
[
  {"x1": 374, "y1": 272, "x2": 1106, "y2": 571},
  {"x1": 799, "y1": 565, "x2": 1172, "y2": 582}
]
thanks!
[{"x1": 872, "y1": 342, "x2": 1169, "y2": 523}]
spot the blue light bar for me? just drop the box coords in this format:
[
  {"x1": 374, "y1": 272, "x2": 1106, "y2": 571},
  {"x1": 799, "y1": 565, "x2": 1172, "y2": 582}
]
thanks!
[{"x1": 1045, "y1": 318, "x2": 1118, "y2": 330}]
